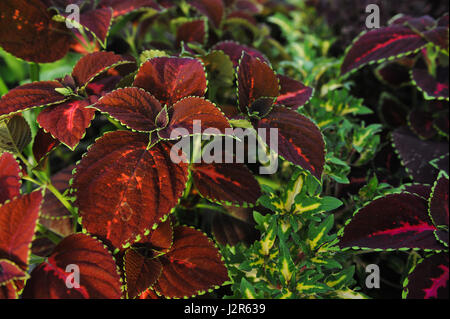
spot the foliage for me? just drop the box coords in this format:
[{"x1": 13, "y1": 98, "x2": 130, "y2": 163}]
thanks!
[{"x1": 0, "y1": 0, "x2": 448, "y2": 300}]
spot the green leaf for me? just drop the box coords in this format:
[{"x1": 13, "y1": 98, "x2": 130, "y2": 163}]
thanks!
[{"x1": 0, "y1": 115, "x2": 32, "y2": 153}]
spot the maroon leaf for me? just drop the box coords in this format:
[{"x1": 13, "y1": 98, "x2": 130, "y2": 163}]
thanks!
[
  {"x1": 408, "y1": 109, "x2": 437, "y2": 140},
  {"x1": 124, "y1": 249, "x2": 162, "y2": 299},
  {"x1": 94, "y1": 87, "x2": 162, "y2": 132},
  {"x1": 212, "y1": 207, "x2": 259, "y2": 246},
  {"x1": 0, "y1": 0, "x2": 71, "y2": 63},
  {"x1": 392, "y1": 127, "x2": 448, "y2": 184},
  {"x1": 339, "y1": 193, "x2": 443, "y2": 250},
  {"x1": 237, "y1": 52, "x2": 279, "y2": 114},
  {"x1": 154, "y1": 226, "x2": 229, "y2": 298},
  {"x1": 139, "y1": 218, "x2": 174, "y2": 253},
  {"x1": 22, "y1": 233, "x2": 122, "y2": 299},
  {"x1": 0, "y1": 281, "x2": 19, "y2": 299},
  {"x1": 412, "y1": 67, "x2": 449, "y2": 100},
  {"x1": 423, "y1": 26, "x2": 449, "y2": 52},
  {"x1": 341, "y1": 26, "x2": 428, "y2": 75},
  {"x1": 40, "y1": 165, "x2": 76, "y2": 236},
  {"x1": 257, "y1": 107, "x2": 325, "y2": 179},
  {"x1": 37, "y1": 99, "x2": 95, "y2": 150},
  {"x1": 276, "y1": 75, "x2": 313, "y2": 110},
  {"x1": 0, "y1": 191, "x2": 43, "y2": 269},
  {"x1": 375, "y1": 61, "x2": 412, "y2": 88},
  {"x1": 378, "y1": 94, "x2": 408, "y2": 128},
  {"x1": 134, "y1": 57, "x2": 207, "y2": 106},
  {"x1": 71, "y1": 51, "x2": 134, "y2": 89},
  {"x1": 73, "y1": 131, "x2": 189, "y2": 248},
  {"x1": 99, "y1": 0, "x2": 161, "y2": 17},
  {"x1": 402, "y1": 184, "x2": 432, "y2": 200},
  {"x1": 0, "y1": 152, "x2": 21, "y2": 204},
  {"x1": 429, "y1": 174, "x2": 449, "y2": 246},
  {"x1": 192, "y1": 162, "x2": 261, "y2": 206},
  {"x1": 0, "y1": 259, "x2": 28, "y2": 285},
  {"x1": 405, "y1": 253, "x2": 449, "y2": 299},
  {"x1": 212, "y1": 41, "x2": 268, "y2": 67},
  {"x1": 0, "y1": 81, "x2": 68, "y2": 118},
  {"x1": 189, "y1": 0, "x2": 225, "y2": 28},
  {"x1": 79, "y1": 8, "x2": 113, "y2": 44},
  {"x1": 176, "y1": 19, "x2": 207, "y2": 46},
  {"x1": 32, "y1": 128, "x2": 60, "y2": 163},
  {"x1": 430, "y1": 154, "x2": 449, "y2": 176},
  {"x1": 158, "y1": 97, "x2": 230, "y2": 139}
]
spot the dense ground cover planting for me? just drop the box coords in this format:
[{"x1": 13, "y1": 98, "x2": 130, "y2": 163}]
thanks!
[{"x1": 0, "y1": 0, "x2": 448, "y2": 300}]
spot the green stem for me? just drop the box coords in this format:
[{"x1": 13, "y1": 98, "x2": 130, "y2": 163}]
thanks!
[
  {"x1": 46, "y1": 183, "x2": 77, "y2": 219},
  {"x1": 29, "y1": 63, "x2": 40, "y2": 82},
  {"x1": 0, "y1": 76, "x2": 8, "y2": 95}
]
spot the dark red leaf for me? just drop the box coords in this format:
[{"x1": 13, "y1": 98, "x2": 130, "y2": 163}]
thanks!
[
  {"x1": 429, "y1": 175, "x2": 449, "y2": 246},
  {"x1": 37, "y1": 99, "x2": 95, "y2": 150},
  {"x1": 392, "y1": 127, "x2": 448, "y2": 184},
  {"x1": 40, "y1": 166, "x2": 75, "y2": 237},
  {"x1": 61, "y1": 8, "x2": 113, "y2": 44},
  {"x1": 212, "y1": 207, "x2": 259, "y2": 246},
  {"x1": 0, "y1": 191, "x2": 43, "y2": 269},
  {"x1": 0, "y1": 259, "x2": 28, "y2": 285},
  {"x1": 257, "y1": 107, "x2": 325, "y2": 179},
  {"x1": 402, "y1": 184, "x2": 432, "y2": 200},
  {"x1": 375, "y1": 61, "x2": 412, "y2": 88},
  {"x1": 212, "y1": 41, "x2": 268, "y2": 67},
  {"x1": 94, "y1": 87, "x2": 162, "y2": 132},
  {"x1": 339, "y1": 193, "x2": 443, "y2": 250},
  {"x1": 423, "y1": 26, "x2": 449, "y2": 52},
  {"x1": 32, "y1": 128, "x2": 60, "y2": 163},
  {"x1": 412, "y1": 67, "x2": 449, "y2": 100},
  {"x1": 139, "y1": 288, "x2": 160, "y2": 299},
  {"x1": 0, "y1": 152, "x2": 21, "y2": 204},
  {"x1": 124, "y1": 249, "x2": 162, "y2": 299},
  {"x1": 0, "y1": 81, "x2": 68, "y2": 118},
  {"x1": 99, "y1": 0, "x2": 161, "y2": 17},
  {"x1": 408, "y1": 109, "x2": 437, "y2": 140},
  {"x1": 176, "y1": 19, "x2": 207, "y2": 46},
  {"x1": 0, "y1": 281, "x2": 18, "y2": 299},
  {"x1": 434, "y1": 111, "x2": 449, "y2": 137},
  {"x1": 0, "y1": 0, "x2": 71, "y2": 63},
  {"x1": 139, "y1": 218, "x2": 174, "y2": 253},
  {"x1": 233, "y1": 0, "x2": 261, "y2": 14},
  {"x1": 73, "y1": 131, "x2": 189, "y2": 248},
  {"x1": 134, "y1": 57, "x2": 207, "y2": 106},
  {"x1": 158, "y1": 97, "x2": 230, "y2": 139},
  {"x1": 72, "y1": 51, "x2": 134, "y2": 89},
  {"x1": 237, "y1": 52, "x2": 279, "y2": 114},
  {"x1": 405, "y1": 253, "x2": 449, "y2": 299},
  {"x1": 154, "y1": 226, "x2": 229, "y2": 298},
  {"x1": 341, "y1": 26, "x2": 427, "y2": 75},
  {"x1": 189, "y1": 0, "x2": 225, "y2": 28},
  {"x1": 430, "y1": 154, "x2": 449, "y2": 176},
  {"x1": 276, "y1": 75, "x2": 313, "y2": 110},
  {"x1": 192, "y1": 163, "x2": 261, "y2": 206},
  {"x1": 22, "y1": 233, "x2": 122, "y2": 299},
  {"x1": 378, "y1": 94, "x2": 408, "y2": 128}
]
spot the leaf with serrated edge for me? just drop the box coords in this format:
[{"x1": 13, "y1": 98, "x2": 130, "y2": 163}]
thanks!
[{"x1": 73, "y1": 131, "x2": 188, "y2": 248}]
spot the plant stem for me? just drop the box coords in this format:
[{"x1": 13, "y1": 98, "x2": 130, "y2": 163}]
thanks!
[{"x1": 29, "y1": 63, "x2": 40, "y2": 82}]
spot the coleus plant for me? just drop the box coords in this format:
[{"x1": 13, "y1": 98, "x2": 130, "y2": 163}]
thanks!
[
  {"x1": 72, "y1": 55, "x2": 260, "y2": 249},
  {"x1": 0, "y1": 51, "x2": 135, "y2": 149},
  {"x1": 0, "y1": 0, "x2": 163, "y2": 63},
  {"x1": 213, "y1": 43, "x2": 324, "y2": 180},
  {"x1": 341, "y1": 13, "x2": 449, "y2": 141},
  {"x1": 339, "y1": 171, "x2": 449, "y2": 299}
]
